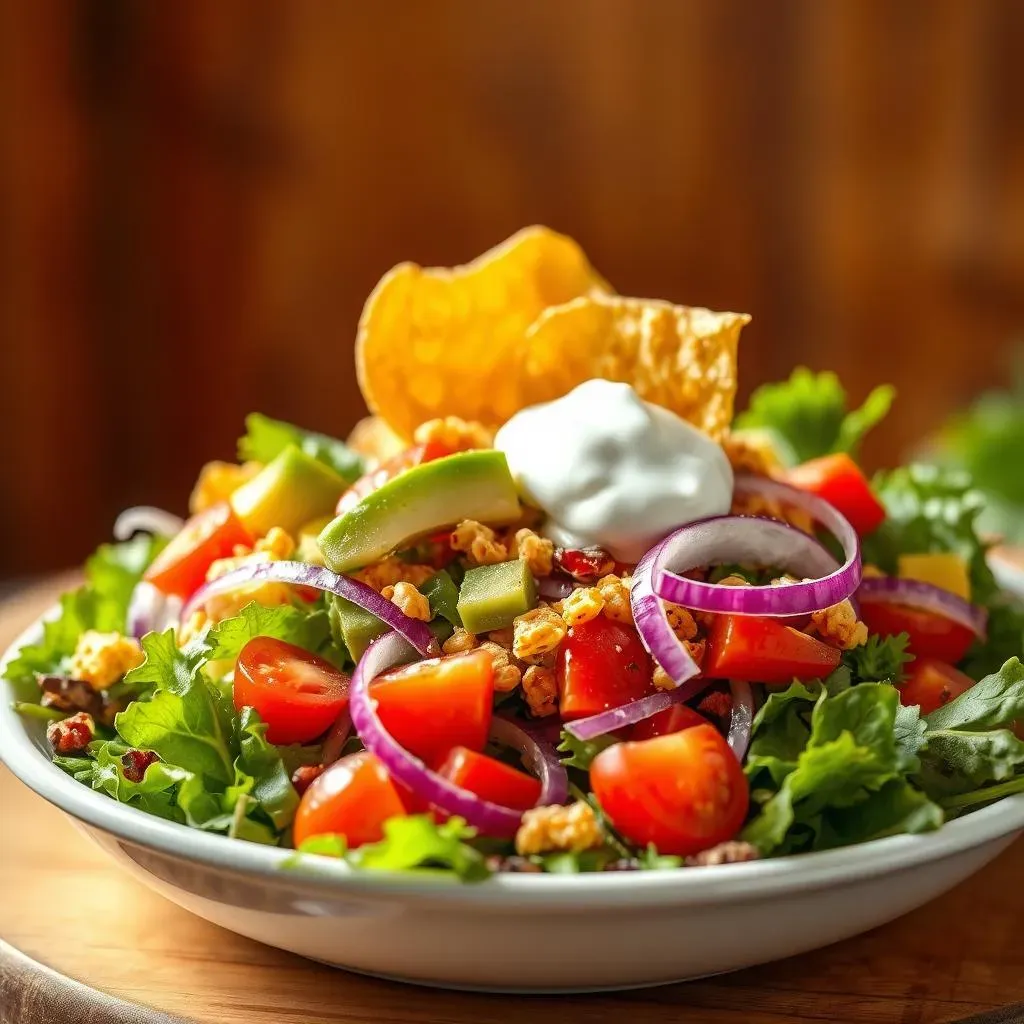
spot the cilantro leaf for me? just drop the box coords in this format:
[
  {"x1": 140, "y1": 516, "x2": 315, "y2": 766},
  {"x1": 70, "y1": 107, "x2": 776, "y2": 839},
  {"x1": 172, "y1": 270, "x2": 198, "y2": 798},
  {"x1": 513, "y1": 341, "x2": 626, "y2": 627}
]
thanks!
[
  {"x1": 842, "y1": 633, "x2": 914, "y2": 685},
  {"x1": 735, "y1": 368, "x2": 894, "y2": 465},
  {"x1": 238, "y1": 413, "x2": 363, "y2": 483},
  {"x1": 557, "y1": 730, "x2": 616, "y2": 771}
]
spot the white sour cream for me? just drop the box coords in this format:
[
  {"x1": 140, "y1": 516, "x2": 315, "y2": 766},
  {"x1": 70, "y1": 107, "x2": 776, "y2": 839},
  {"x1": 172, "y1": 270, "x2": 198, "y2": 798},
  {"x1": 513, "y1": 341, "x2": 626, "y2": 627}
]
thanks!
[{"x1": 494, "y1": 379, "x2": 733, "y2": 563}]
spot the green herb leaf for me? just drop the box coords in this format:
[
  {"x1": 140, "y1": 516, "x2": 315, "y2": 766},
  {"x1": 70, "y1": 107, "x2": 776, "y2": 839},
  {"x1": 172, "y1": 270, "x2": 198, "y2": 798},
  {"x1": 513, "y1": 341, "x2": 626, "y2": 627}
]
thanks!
[
  {"x1": 231, "y1": 706, "x2": 299, "y2": 832},
  {"x1": 348, "y1": 815, "x2": 490, "y2": 881},
  {"x1": 557, "y1": 730, "x2": 617, "y2": 771},
  {"x1": 923, "y1": 657, "x2": 1024, "y2": 732},
  {"x1": 735, "y1": 368, "x2": 894, "y2": 465},
  {"x1": 842, "y1": 633, "x2": 914, "y2": 685},
  {"x1": 115, "y1": 631, "x2": 235, "y2": 785},
  {"x1": 4, "y1": 535, "x2": 164, "y2": 693},
  {"x1": 238, "y1": 413, "x2": 363, "y2": 483},
  {"x1": 205, "y1": 602, "x2": 331, "y2": 664}
]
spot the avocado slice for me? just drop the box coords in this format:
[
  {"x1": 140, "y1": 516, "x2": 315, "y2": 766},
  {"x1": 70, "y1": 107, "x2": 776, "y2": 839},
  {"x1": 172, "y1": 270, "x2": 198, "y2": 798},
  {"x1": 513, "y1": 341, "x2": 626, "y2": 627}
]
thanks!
[
  {"x1": 231, "y1": 445, "x2": 346, "y2": 537},
  {"x1": 457, "y1": 559, "x2": 537, "y2": 635},
  {"x1": 318, "y1": 450, "x2": 521, "y2": 573}
]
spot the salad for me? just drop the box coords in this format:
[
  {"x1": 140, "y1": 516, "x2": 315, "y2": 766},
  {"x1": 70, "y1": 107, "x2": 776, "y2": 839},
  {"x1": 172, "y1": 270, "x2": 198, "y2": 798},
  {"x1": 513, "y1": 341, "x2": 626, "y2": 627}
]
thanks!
[{"x1": 8, "y1": 227, "x2": 1024, "y2": 881}]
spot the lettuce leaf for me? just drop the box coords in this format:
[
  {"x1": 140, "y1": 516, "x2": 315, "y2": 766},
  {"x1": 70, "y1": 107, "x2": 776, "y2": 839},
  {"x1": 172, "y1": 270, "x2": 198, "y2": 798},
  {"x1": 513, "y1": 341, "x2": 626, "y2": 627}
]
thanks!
[
  {"x1": 295, "y1": 816, "x2": 490, "y2": 881},
  {"x1": 4, "y1": 534, "x2": 164, "y2": 693},
  {"x1": 735, "y1": 368, "x2": 894, "y2": 465},
  {"x1": 238, "y1": 413, "x2": 363, "y2": 483},
  {"x1": 205, "y1": 602, "x2": 331, "y2": 664},
  {"x1": 742, "y1": 682, "x2": 943, "y2": 854}
]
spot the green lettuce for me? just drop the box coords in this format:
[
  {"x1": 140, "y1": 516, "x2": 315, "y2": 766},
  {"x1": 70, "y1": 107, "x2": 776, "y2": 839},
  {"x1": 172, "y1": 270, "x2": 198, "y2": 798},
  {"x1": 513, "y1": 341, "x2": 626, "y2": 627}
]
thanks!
[
  {"x1": 735, "y1": 368, "x2": 894, "y2": 466},
  {"x1": 294, "y1": 816, "x2": 490, "y2": 881},
  {"x1": 238, "y1": 413, "x2": 363, "y2": 483},
  {"x1": 742, "y1": 682, "x2": 944, "y2": 855},
  {"x1": 4, "y1": 534, "x2": 164, "y2": 695},
  {"x1": 204, "y1": 601, "x2": 332, "y2": 664}
]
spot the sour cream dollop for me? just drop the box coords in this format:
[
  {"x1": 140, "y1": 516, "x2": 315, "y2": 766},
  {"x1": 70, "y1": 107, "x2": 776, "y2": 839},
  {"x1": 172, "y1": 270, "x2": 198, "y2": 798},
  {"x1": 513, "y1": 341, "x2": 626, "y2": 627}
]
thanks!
[{"x1": 494, "y1": 379, "x2": 733, "y2": 564}]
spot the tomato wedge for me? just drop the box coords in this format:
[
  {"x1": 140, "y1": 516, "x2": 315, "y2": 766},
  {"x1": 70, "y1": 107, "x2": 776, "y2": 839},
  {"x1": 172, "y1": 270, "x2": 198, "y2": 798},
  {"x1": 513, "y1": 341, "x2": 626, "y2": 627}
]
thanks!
[
  {"x1": 860, "y1": 601, "x2": 975, "y2": 664},
  {"x1": 556, "y1": 617, "x2": 655, "y2": 720},
  {"x1": 293, "y1": 751, "x2": 409, "y2": 848},
  {"x1": 143, "y1": 501, "x2": 252, "y2": 599},
  {"x1": 591, "y1": 725, "x2": 748, "y2": 857},
  {"x1": 235, "y1": 636, "x2": 350, "y2": 745},
  {"x1": 704, "y1": 615, "x2": 841, "y2": 684},
  {"x1": 369, "y1": 649, "x2": 494, "y2": 768},
  {"x1": 436, "y1": 746, "x2": 541, "y2": 811},
  {"x1": 336, "y1": 441, "x2": 453, "y2": 513},
  {"x1": 629, "y1": 703, "x2": 710, "y2": 742},
  {"x1": 897, "y1": 657, "x2": 974, "y2": 715},
  {"x1": 786, "y1": 453, "x2": 886, "y2": 536}
]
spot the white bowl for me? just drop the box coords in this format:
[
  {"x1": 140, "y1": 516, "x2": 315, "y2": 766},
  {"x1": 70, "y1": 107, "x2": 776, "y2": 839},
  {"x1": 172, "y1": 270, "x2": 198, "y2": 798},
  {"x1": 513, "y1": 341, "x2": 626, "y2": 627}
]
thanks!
[{"x1": 3, "y1": 613, "x2": 1024, "y2": 992}]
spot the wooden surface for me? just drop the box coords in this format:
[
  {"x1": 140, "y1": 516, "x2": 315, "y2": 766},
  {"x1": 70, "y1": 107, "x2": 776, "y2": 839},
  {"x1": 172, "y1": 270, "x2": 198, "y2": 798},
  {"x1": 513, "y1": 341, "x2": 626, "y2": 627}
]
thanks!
[
  {"x1": 3, "y1": 0, "x2": 1024, "y2": 576},
  {"x1": 3, "y1": 580, "x2": 1024, "y2": 1024}
]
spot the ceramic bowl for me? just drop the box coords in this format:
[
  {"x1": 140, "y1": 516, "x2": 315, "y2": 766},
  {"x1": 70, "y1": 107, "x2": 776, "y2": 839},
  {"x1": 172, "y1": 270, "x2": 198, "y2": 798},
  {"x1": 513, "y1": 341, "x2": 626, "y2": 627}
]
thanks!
[{"x1": 3, "y1": 613, "x2": 1024, "y2": 992}]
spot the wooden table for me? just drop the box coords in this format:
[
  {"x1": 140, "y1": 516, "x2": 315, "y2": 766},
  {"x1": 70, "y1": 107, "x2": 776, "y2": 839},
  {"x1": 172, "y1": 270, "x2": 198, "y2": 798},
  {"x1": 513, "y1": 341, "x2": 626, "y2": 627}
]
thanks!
[{"x1": 2, "y1": 577, "x2": 1024, "y2": 1024}]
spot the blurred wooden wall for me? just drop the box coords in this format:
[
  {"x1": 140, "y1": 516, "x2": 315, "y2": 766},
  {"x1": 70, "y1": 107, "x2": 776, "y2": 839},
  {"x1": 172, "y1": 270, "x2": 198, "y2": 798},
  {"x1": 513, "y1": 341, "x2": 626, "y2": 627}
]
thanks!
[{"x1": 1, "y1": 0, "x2": 1022, "y2": 575}]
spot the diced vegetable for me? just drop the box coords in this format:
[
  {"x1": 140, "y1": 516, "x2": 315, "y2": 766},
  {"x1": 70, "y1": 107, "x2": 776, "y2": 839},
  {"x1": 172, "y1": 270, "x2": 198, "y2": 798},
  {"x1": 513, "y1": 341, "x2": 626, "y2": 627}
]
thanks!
[
  {"x1": 898, "y1": 657, "x2": 975, "y2": 715},
  {"x1": 704, "y1": 615, "x2": 841, "y2": 684},
  {"x1": 143, "y1": 502, "x2": 252, "y2": 599},
  {"x1": 860, "y1": 601, "x2": 976, "y2": 665},
  {"x1": 786, "y1": 453, "x2": 886, "y2": 536},
  {"x1": 231, "y1": 445, "x2": 347, "y2": 537},
  {"x1": 557, "y1": 617, "x2": 654, "y2": 720},
  {"x1": 435, "y1": 746, "x2": 541, "y2": 811},
  {"x1": 368, "y1": 650, "x2": 495, "y2": 768},
  {"x1": 897, "y1": 552, "x2": 971, "y2": 601},
  {"x1": 457, "y1": 560, "x2": 536, "y2": 635}
]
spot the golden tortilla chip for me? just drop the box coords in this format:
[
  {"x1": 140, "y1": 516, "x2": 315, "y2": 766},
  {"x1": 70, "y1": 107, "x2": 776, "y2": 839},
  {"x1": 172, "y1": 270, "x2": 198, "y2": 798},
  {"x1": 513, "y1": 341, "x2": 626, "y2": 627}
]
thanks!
[
  {"x1": 517, "y1": 295, "x2": 748, "y2": 439},
  {"x1": 356, "y1": 226, "x2": 611, "y2": 439}
]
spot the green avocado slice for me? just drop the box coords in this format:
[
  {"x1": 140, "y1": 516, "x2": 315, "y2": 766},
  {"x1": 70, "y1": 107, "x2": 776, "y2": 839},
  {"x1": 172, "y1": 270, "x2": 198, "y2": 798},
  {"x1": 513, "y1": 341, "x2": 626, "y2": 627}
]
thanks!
[{"x1": 317, "y1": 450, "x2": 521, "y2": 573}]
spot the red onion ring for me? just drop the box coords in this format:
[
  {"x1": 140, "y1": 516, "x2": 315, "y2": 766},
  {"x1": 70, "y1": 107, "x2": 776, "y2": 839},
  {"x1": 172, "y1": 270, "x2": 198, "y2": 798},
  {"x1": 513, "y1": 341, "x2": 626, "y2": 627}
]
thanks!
[
  {"x1": 858, "y1": 576, "x2": 988, "y2": 640},
  {"x1": 651, "y1": 515, "x2": 859, "y2": 616},
  {"x1": 126, "y1": 581, "x2": 182, "y2": 640},
  {"x1": 349, "y1": 633, "x2": 567, "y2": 837},
  {"x1": 181, "y1": 560, "x2": 437, "y2": 656},
  {"x1": 727, "y1": 680, "x2": 755, "y2": 761},
  {"x1": 113, "y1": 506, "x2": 184, "y2": 541},
  {"x1": 631, "y1": 567, "x2": 701, "y2": 688},
  {"x1": 564, "y1": 686, "x2": 707, "y2": 741}
]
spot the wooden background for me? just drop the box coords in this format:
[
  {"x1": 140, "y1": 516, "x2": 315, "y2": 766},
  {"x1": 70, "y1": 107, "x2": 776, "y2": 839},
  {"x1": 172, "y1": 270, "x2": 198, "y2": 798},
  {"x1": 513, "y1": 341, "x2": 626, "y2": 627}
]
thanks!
[{"x1": 1, "y1": 0, "x2": 1023, "y2": 577}]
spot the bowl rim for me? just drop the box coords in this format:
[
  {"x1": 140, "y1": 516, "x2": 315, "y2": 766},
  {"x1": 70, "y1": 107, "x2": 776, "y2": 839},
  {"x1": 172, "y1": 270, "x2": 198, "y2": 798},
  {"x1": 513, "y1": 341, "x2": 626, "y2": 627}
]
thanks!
[{"x1": 3, "y1": 607, "x2": 1024, "y2": 910}]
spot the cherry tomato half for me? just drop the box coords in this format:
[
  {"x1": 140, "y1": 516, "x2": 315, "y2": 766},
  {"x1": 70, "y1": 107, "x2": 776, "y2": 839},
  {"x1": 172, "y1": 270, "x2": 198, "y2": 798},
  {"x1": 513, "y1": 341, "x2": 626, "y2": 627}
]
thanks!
[
  {"x1": 557, "y1": 617, "x2": 655, "y2": 720},
  {"x1": 370, "y1": 649, "x2": 494, "y2": 768},
  {"x1": 143, "y1": 501, "x2": 251, "y2": 599},
  {"x1": 590, "y1": 725, "x2": 749, "y2": 857},
  {"x1": 337, "y1": 441, "x2": 453, "y2": 514},
  {"x1": 235, "y1": 636, "x2": 350, "y2": 745},
  {"x1": 436, "y1": 746, "x2": 541, "y2": 811},
  {"x1": 293, "y1": 751, "x2": 409, "y2": 849},
  {"x1": 897, "y1": 657, "x2": 974, "y2": 716},
  {"x1": 860, "y1": 601, "x2": 975, "y2": 664},
  {"x1": 704, "y1": 615, "x2": 841, "y2": 685},
  {"x1": 786, "y1": 453, "x2": 886, "y2": 536}
]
